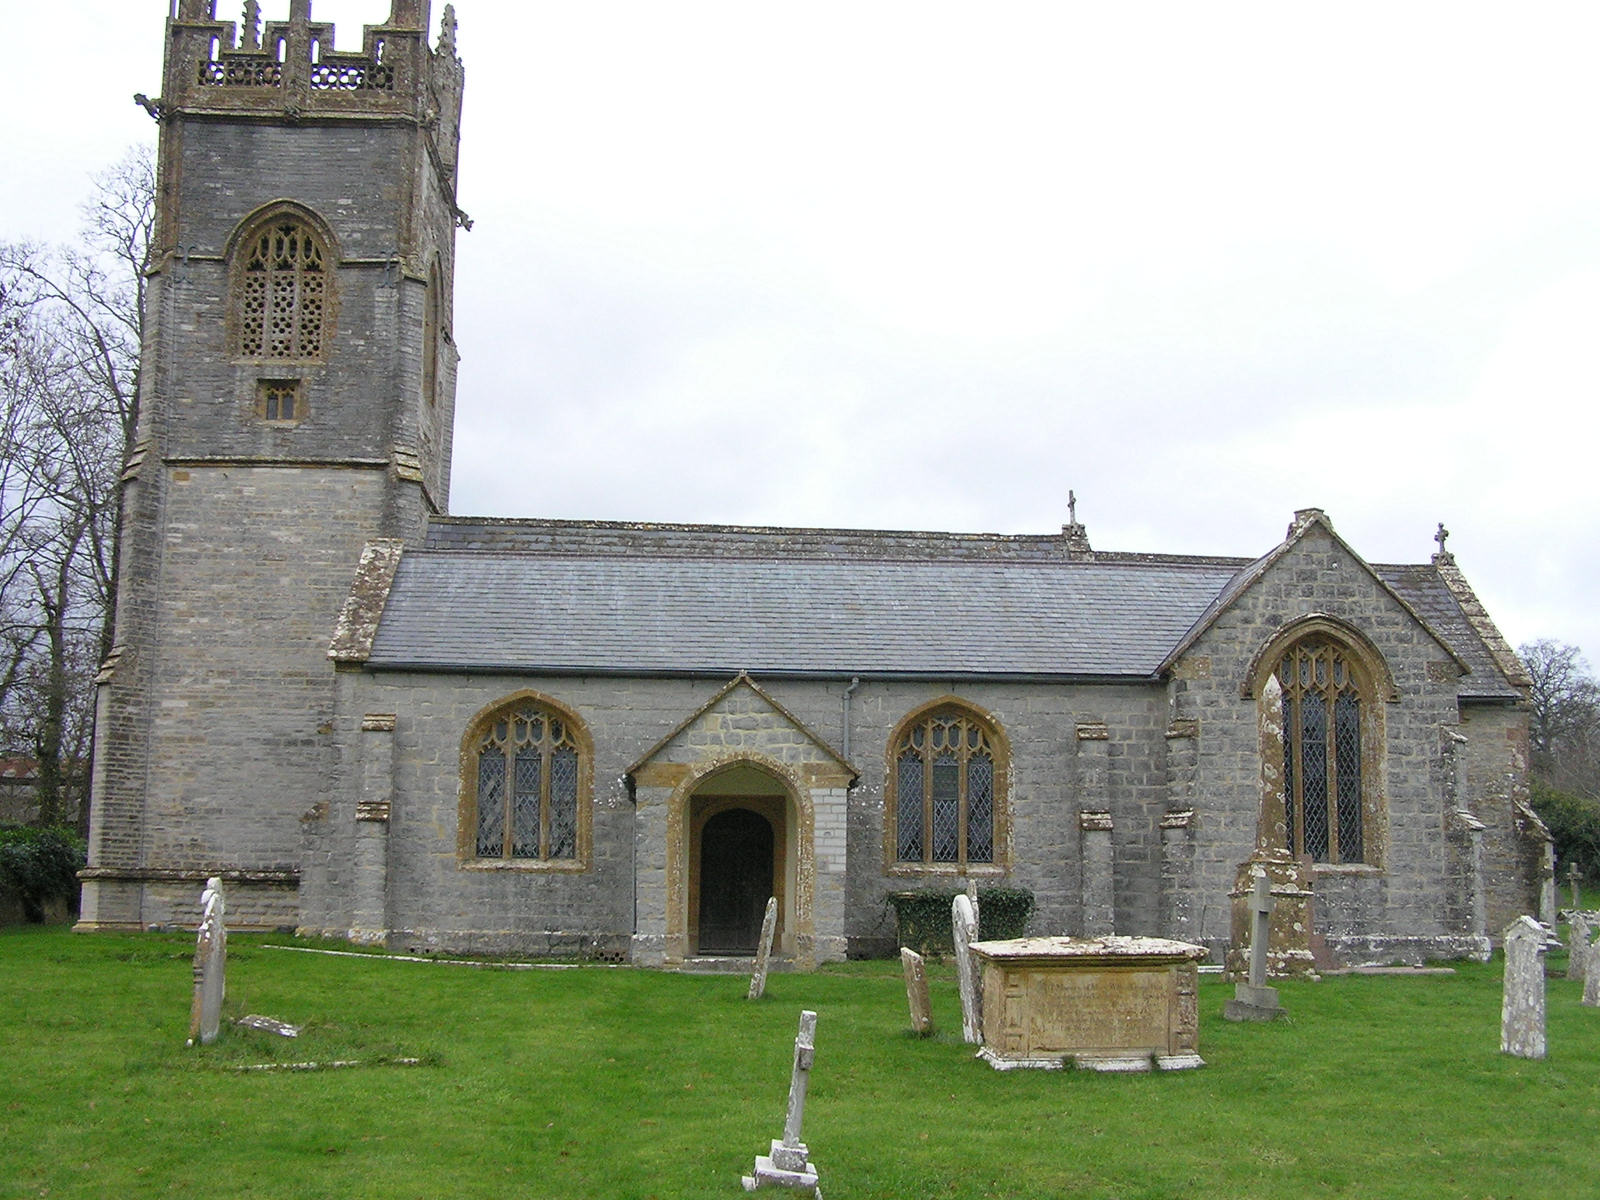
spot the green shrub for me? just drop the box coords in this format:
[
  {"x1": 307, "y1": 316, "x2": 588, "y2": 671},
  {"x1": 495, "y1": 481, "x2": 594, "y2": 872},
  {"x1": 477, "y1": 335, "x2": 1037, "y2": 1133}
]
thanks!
[
  {"x1": 887, "y1": 887, "x2": 1034, "y2": 955},
  {"x1": 1531, "y1": 780, "x2": 1600, "y2": 887},
  {"x1": 0, "y1": 825, "x2": 87, "y2": 922}
]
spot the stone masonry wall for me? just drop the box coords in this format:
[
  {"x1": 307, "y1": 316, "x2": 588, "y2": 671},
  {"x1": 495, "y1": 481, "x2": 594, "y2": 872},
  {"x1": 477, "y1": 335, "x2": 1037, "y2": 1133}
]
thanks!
[
  {"x1": 313, "y1": 670, "x2": 1193, "y2": 958},
  {"x1": 1170, "y1": 525, "x2": 1514, "y2": 963}
]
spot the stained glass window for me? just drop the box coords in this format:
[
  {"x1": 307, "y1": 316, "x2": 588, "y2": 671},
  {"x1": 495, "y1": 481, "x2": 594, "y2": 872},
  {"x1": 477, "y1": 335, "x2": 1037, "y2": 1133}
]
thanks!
[{"x1": 891, "y1": 707, "x2": 1000, "y2": 868}]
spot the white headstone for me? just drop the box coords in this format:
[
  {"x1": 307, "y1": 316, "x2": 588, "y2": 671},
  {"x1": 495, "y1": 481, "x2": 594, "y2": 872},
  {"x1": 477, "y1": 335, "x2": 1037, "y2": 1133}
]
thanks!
[
  {"x1": 748, "y1": 897, "x2": 779, "y2": 1000},
  {"x1": 1501, "y1": 915, "x2": 1546, "y2": 1059},
  {"x1": 741, "y1": 1010, "x2": 821, "y2": 1196},
  {"x1": 901, "y1": 947, "x2": 933, "y2": 1035},
  {"x1": 187, "y1": 876, "x2": 227, "y2": 1047},
  {"x1": 952, "y1": 894, "x2": 982, "y2": 1045}
]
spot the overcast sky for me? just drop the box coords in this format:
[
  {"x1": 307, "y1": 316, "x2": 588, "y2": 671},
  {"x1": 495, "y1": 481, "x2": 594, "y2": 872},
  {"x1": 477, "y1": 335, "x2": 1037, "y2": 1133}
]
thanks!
[{"x1": 9, "y1": 2, "x2": 1600, "y2": 667}]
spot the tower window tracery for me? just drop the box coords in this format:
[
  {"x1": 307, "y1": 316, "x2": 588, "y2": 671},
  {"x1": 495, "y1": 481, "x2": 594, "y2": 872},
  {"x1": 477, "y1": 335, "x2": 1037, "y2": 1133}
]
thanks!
[{"x1": 236, "y1": 217, "x2": 329, "y2": 360}]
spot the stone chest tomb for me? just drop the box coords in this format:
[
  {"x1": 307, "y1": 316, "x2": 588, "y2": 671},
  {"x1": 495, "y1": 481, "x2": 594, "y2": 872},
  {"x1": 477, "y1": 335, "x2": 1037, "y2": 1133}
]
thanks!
[{"x1": 969, "y1": 936, "x2": 1207, "y2": 1071}]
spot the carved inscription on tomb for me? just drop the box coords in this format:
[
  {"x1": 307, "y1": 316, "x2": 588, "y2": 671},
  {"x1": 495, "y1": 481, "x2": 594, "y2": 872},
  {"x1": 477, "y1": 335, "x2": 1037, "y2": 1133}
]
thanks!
[{"x1": 1019, "y1": 969, "x2": 1172, "y2": 1056}]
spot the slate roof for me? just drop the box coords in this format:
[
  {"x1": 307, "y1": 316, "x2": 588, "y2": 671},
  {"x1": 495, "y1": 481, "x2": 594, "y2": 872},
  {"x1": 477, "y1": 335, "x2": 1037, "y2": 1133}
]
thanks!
[
  {"x1": 368, "y1": 549, "x2": 1242, "y2": 678},
  {"x1": 1375, "y1": 565, "x2": 1524, "y2": 700},
  {"x1": 360, "y1": 517, "x2": 1525, "y2": 697}
]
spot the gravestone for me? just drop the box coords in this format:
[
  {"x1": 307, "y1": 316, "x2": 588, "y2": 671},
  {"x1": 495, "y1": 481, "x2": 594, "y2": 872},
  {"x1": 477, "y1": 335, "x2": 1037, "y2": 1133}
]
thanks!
[
  {"x1": 952, "y1": 894, "x2": 982, "y2": 1044},
  {"x1": 1567, "y1": 913, "x2": 1591, "y2": 982},
  {"x1": 186, "y1": 876, "x2": 227, "y2": 1047},
  {"x1": 1500, "y1": 915, "x2": 1546, "y2": 1059},
  {"x1": 1584, "y1": 930, "x2": 1600, "y2": 1009},
  {"x1": 900, "y1": 947, "x2": 933, "y2": 1035},
  {"x1": 742, "y1": 1010, "x2": 821, "y2": 1196},
  {"x1": 1225, "y1": 871, "x2": 1286, "y2": 1022},
  {"x1": 748, "y1": 897, "x2": 780, "y2": 1000}
]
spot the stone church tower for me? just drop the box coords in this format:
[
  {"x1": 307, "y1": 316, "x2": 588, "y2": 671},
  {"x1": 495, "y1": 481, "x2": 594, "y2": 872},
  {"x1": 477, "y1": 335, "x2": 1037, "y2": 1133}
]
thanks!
[{"x1": 78, "y1": 0, "x2": 465, "y2": 929}]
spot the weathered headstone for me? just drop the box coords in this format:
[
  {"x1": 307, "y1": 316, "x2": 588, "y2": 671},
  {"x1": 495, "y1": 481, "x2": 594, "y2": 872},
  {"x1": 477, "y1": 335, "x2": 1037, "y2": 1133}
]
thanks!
[
  {"x1": 1225, "y1": 871, "x2": 1286, "y2": 1022},
  {"x1": 1500, "y1": 915, "x2": 1546, "y2": 1059},
  {"x1": 748, "y1": 897, "x2": 779, "y2": 1000},
  {"x1": 1569, "y1": 862, "x2": 1582, "y2": 913},
  {"x1": 742, "y1": 1010, "x2": 821, "y2": 1196},
  {"x1": 900, "y1": 947, "x2": 933, "y2": 1035},
  {"x1": 186, "y1": 876, "x2": 227, "y2": 1047},
  {"x1": 1584, "y1": 930, "x2": 1600, "y2": 1009},
  {"x1": 965, "y1": 880, "x2": 980, "y2": 935},
  {"x1": 1567, "y1": 912, "x2": 1591, "y2": 982},
  {"x1": 952, "y1": 894, "x2": 982, "y2": 1044}
]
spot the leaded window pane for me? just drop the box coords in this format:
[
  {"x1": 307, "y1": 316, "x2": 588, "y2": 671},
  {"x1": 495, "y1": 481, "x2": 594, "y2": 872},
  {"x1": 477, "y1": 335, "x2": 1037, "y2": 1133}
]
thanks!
[
  {"x1": 1301, "y1": 691, "x2": 1329, "y2": 860},
  {"x1": 1335, "y1": 690, "x2": 1363, "y2": 862},
  {"x1": 476, "y1": 746, "x2": 505, "y2": 856},
  {"x1": 967, "y1": 754, "x2": 994, "y2": 863},
  {"x1": 1278, "y1": 640, "x2": 1370, "y2": 865},
  {"x1": 896, "y1": 753, "x2": 924, "y2": 861},
  {"x1": 1282, "y1": 695, "x2": 1299, "y2": 855},
  {"x1": 931, "y1": 754, "x2": 960, "y2": 862},
  {"x1": 511, "y1": 748, "x2": 541, "y2": 857},
  {"x1": 548, "y1": 747, "x2": 579, "y2": 860}
]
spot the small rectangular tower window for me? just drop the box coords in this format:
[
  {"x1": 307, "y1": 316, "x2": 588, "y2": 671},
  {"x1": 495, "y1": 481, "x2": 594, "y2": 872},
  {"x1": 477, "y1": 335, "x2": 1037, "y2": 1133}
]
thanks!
[{"x1": 256, "y1": 379, "x2": 304, "y2": 423}]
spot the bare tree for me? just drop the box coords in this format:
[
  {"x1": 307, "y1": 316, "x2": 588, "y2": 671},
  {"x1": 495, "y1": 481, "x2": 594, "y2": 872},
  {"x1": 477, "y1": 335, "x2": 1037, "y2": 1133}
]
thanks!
[
  {"x1": 1520, "y1": 638, "x2": 1600, "y2": 798},
  {"x1": 0, "y1": 146, "x2": 151, "y2": 828}
]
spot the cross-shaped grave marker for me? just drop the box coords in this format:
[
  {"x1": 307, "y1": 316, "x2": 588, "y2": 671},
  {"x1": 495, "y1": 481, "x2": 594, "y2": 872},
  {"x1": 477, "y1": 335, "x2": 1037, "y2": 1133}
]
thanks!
[{"x1": 1224, "y1": 870, "x2": 1286, "y2": 1022}]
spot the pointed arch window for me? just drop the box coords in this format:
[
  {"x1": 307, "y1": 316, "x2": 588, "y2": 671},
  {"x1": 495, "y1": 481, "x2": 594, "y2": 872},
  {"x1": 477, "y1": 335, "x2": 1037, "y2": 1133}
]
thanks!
[
  {"x1": 235, "y1": 216, "x2": 330, "y2": 360},
  {"x1": 888, "y1": 703, "x2": 1007, "y2": 871},
  {"x1": 462, "y1": 697, "x2": 591, "y2": 868},
  {"x1": 1277, "y1": 638, "x2": 1370, "y2": 864}
]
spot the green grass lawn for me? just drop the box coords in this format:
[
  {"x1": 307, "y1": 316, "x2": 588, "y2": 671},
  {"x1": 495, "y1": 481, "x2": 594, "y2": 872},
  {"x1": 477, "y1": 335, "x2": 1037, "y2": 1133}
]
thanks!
[{"x1": 2, "y1": 927, "x2": 1596, "y2": 1200}]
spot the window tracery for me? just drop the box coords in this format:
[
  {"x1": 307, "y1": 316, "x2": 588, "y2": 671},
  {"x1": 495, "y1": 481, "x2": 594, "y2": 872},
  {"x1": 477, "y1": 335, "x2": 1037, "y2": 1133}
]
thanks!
[
  {"x1": 887, "y1": 703, "x2": 1006, "y2": 870},
  {"x1": 464, "y1": 698, "x2": 589, "y2": 866},
  {"x1": 1276, "y1": 638, "x2": 1370, "y2": 864},
  {"x1": 236, "y1": 217, "x2": 329, "y2": 360}
]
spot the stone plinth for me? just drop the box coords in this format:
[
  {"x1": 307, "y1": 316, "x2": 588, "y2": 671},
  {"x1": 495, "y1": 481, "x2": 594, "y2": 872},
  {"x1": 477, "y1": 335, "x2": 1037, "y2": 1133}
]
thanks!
[
  {"x1": 1226, "y1": 853, "x2": 1317, "y2": 979},
  {"x1": 968, "y1": 935, "x2": 1207, "y2": 1071}
]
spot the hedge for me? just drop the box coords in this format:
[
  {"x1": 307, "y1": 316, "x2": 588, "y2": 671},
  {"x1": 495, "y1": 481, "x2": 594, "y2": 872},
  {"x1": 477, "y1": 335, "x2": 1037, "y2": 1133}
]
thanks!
[
  {"x1": 0, "y1": 826, "x2": 87, "y2": 922},
  {"x1": 887, "y1": 887, "x2": 1034, "y2": 955}
]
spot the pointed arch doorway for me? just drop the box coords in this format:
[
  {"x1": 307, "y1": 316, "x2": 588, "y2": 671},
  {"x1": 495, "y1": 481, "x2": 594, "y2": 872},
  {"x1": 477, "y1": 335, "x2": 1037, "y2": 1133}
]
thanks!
[{"x1": 688, "y1": 765, "x2": 792, "y2": 957}]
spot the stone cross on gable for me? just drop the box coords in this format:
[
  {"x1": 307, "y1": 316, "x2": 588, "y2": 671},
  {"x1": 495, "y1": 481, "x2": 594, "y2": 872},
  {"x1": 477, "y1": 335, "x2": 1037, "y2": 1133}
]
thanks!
[
  {"x1": 1435, "y1": 522, "x2": 1449, "y2": 554},
  {"x1": 1068, "y1": 490, "x2": 1077, "y2": 525}
]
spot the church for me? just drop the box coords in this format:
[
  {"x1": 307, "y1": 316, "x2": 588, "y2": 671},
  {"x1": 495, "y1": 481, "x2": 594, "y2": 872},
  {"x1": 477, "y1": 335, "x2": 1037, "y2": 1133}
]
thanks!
[{"x1": 78, "y1": 0, "x2": 1552, "y2": 969}]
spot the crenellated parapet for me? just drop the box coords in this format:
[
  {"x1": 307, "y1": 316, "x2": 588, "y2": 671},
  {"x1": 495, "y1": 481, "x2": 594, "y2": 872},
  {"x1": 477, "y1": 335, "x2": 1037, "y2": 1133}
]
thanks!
[{"x1": 160, "y1": 1, "x2": 464, "y2": 178}]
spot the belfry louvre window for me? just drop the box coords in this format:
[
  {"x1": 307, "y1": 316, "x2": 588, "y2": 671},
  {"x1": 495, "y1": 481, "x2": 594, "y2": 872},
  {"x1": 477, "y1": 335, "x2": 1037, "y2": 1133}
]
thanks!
[
  {"x1": 473, "y1": 706, "x2": 580, "y2": 860},
  {"x1": 891, "y1": 706, "x2": 1000, "y2": 868},
  {"x1": 238, "y1": 219, "x2": 328, "y2": 359},
  {"x1": 1278, "y1": 639, "x2": 1366, "y2": 864}
]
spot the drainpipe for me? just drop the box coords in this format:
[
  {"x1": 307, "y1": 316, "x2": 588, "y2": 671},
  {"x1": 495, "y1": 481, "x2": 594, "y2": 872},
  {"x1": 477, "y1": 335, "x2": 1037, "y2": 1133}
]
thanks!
[{"x1": 841, "y1": 676, "x2": 862, "y2": 764}]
